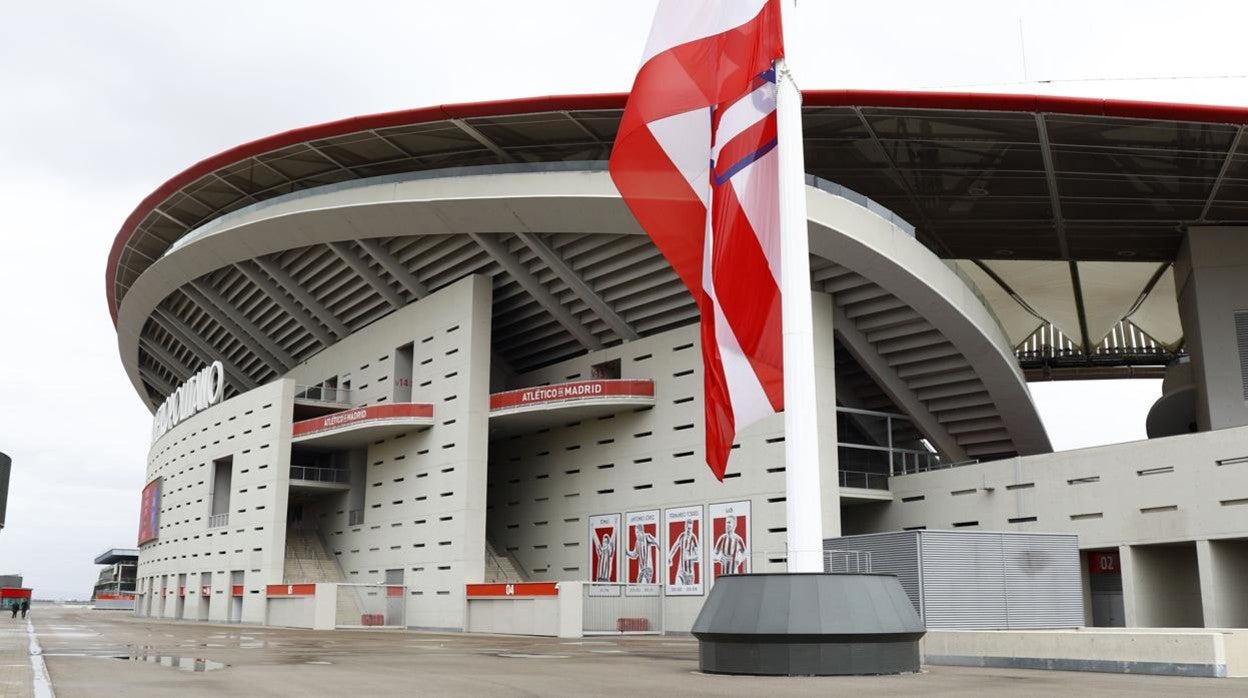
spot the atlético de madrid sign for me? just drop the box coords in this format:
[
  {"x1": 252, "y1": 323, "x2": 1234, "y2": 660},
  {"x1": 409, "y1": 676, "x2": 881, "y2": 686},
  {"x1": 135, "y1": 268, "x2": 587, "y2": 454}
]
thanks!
[{"x1": 151, "y1": 360, "x2": 225, "y2": 442}]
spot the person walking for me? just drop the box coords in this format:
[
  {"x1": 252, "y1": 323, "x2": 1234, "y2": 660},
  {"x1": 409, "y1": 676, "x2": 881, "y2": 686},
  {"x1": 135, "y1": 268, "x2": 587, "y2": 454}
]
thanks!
[
  {"x1": 8, "y1": 603, "x2": 15, "y2": 619},
  {"x1": 20, "y1": 600, "x2": 29, "y2": 619}
]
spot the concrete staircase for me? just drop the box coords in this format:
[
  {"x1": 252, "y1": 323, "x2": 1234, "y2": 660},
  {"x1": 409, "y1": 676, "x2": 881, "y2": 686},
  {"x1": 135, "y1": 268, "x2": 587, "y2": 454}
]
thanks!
[
  {"x1": 284, "y1": 527, "x2": 361, "y2": 625},
  {"x1": 283, "y1": 528, "x2": 346, "y2": 583},
  {"x1": 484, "y1": 539, "x2": 526, "y2": 583}
]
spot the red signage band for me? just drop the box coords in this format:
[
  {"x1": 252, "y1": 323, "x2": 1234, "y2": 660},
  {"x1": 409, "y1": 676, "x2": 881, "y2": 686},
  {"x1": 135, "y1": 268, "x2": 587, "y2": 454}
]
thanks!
[
  {"x1": 1088, "y1": 550, "x2": 1120, "y2": 574},
  {"x1": 490, "y1": 380, "x2": 654, "y2": 411},
  {"x1": 266, "y1": 584, "x2": 317, "y2": 597},
  {"x1": 466, "y1": 582, "x2": 559, "y2": 598},
  {"x1": 0, "y1": 588, "x2": 33, "y2": 599},
  {"x1": 292, "y1": 402, "x2": 434, "y2": 438},
  {"x1": 95, "y1": 593, "x2": 136, "y2": 601},
  {"x1": 231, "y1": 585, "x2": 244, "y2": 596}
]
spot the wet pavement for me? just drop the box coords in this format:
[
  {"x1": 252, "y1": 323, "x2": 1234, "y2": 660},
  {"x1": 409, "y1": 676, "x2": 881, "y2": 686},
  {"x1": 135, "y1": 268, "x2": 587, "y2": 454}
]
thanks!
[{"x1": 10, "y1": 605, "x2": 1247, "y2": 696}]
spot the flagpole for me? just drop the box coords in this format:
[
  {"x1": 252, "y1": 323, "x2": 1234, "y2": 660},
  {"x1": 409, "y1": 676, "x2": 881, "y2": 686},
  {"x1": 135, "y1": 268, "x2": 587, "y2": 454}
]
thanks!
[{"x1": 775, "y1": 6, "x2": 824, "y2": 574}]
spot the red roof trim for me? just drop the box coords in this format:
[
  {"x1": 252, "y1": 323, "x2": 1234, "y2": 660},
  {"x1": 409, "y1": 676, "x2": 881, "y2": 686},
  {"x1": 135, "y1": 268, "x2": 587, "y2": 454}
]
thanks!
[{"x1": 106, "y1": 89, "x2": 1248, "y2": 323}]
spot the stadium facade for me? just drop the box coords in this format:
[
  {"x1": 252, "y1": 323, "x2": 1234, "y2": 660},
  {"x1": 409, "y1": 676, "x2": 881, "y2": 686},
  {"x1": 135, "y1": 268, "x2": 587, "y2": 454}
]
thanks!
[{"x1": 110, "y1": 91, "x2": 1248, "y2": 632}]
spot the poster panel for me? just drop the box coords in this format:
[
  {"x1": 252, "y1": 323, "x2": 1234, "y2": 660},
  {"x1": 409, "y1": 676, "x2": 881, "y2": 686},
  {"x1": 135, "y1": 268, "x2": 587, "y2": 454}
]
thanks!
[
  {"x1": 664, "y1": 505, "x2": 703, "y2": 596},
  {"x1": 589, "y1": 513, "x2": 621, "y2": 583},
  {"x1": 709, "y1": 500, "x2": 751, "y2": 583},
  {"x1": 137, "y1": 478, "x2": 162, "y2": 545},
  {"x1": 624, "y1": 510, "x2": 661, "y2": 595}
]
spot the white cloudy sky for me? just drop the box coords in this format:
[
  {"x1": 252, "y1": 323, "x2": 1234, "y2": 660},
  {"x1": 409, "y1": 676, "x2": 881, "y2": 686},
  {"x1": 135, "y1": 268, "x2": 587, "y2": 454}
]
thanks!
[{"x1": 1, "y1": 0, "x2": 1243, "y2": 597}]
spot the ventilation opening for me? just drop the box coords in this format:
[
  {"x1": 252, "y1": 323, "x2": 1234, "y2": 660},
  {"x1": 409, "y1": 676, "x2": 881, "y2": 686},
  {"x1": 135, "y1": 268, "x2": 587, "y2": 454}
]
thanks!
[{"x1": 1236, "y1": 310, "x2": 1248, "y2": 400}]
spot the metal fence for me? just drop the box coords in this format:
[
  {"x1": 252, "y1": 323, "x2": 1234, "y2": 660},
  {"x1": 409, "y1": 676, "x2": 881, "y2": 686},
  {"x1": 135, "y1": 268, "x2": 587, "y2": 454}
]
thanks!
[
  {"x1": 334, "y1": 584, "x2": 405, "y2": 628},
  {"x1": 207, "y1": 513, "x2": 229, "y2": 528},
  {"x1": 582, "y1": 584, "x2": 663, "y2": 635}
]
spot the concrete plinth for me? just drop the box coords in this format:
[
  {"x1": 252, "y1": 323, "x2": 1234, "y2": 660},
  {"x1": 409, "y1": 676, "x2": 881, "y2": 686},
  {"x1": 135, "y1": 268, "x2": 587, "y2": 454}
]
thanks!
[{"x1": 691, "y1": 573, "x2": 925, "y2": 676}]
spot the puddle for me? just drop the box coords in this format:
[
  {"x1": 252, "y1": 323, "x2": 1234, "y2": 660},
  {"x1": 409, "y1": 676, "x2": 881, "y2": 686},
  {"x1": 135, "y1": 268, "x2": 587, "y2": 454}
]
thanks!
[
  {"x1": 124, "y1": 654, "x2": 228, "y2": 672},
  {"x1": 40, "y1": 653, "x2": 226, "y2": 672}
]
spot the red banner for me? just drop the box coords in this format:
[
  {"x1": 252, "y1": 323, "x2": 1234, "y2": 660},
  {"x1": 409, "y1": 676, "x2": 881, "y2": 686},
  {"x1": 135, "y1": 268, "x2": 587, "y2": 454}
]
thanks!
[
  {"x1": 292, "y1": 402, "x2": 433, "y2": 438},
  {"x1": 137, "y1": 478, "x2": 162, "y2": 545},
  {"x1": 466, "y1": 582, "x2": 559, "y2": 598},
  {"x1": 231, "y1": 585, "x2": 244, "y2": 596},
  {"x1": 490, "y1": 380, "x2": 654, "y2": 411},
  {"x1": 0, "y1": 588, "x2": 32, "y2": 599},
  {"x1": 266, "y1": 584, "x2": 316, "y2": 596}
]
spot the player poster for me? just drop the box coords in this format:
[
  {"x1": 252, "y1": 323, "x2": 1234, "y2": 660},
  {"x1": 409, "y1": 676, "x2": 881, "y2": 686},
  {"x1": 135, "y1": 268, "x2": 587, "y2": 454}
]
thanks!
[
  {"x1": 709, "y1": 500, "x2": 751, "y2": 582},
  {"x1": 664, "y1": 505, "x2": 703, "y2": 595},
  {"x1": 589, "y1": 513, "x2": 620, "y2": 583},
  {"x1": 624, "y1": 510, "x2": 661, "y2": 595},
  {"x1": 137, "y1": 478, "x2": 162, "y2": 545}
]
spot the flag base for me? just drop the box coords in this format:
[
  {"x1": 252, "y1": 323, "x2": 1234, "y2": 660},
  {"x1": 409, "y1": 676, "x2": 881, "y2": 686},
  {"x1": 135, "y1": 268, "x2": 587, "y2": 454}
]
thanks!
[{"x1": 690, "y1": 573, "x2": 925, "y2": 676}]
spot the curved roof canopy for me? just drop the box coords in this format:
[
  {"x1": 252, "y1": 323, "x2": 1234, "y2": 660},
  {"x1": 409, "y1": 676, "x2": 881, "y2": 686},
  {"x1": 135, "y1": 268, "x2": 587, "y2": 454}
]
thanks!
[{"x1": 109, "y1": 90, "x2": 1248, "y2": 375}]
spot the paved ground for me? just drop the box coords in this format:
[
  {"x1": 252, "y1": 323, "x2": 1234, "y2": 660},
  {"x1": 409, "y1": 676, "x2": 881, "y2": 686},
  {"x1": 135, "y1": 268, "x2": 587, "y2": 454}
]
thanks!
[{"x1": 3, "y1": 606, "x2": 1245, "y2": 697}]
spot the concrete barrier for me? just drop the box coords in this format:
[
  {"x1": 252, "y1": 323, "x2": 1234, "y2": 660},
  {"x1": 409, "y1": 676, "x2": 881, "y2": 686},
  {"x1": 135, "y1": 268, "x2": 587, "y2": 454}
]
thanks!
[{"x1": 923, "y1": 627, "x2": 1248, "y2": 678}]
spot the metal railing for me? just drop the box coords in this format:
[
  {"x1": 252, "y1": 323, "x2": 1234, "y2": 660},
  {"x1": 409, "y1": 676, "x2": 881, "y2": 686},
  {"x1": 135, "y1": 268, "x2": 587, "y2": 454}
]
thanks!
[
  {"x1": 294, "y1": 384, "x2": 352, "y2": 404},
  {"x1": 348, "y1": 509, "x2": 365, "y2": 526},
  {"x1": 208, "y1": 513, "x2": 229, "y2": 528},
  {"x1": 823, "y1": 549, "x2": 873, "y2": 573},
  {"x1": 838, "y1": 469, "x2": 890, "y2": 491},
  {"x1": 290, "y1": 465, "x2": 350, "y2": 484}
]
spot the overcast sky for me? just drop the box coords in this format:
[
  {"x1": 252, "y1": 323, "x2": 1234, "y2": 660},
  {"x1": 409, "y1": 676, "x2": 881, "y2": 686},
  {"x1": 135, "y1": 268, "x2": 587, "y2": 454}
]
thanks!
[{"x1": 1, "y1": 0, "x2": 1241, "y2": 598}]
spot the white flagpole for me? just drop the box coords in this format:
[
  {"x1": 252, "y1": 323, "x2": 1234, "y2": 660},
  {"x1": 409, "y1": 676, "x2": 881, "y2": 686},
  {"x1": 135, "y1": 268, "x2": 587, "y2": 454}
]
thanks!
[{"x1": 775, "y1": 3, "x2": 824, "y2": 574}]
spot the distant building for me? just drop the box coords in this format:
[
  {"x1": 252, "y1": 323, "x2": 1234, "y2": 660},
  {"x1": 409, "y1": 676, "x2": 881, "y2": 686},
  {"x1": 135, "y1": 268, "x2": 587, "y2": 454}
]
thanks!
[{"x1": 92, "y1": 549, "x2": 138, "y2": 611}]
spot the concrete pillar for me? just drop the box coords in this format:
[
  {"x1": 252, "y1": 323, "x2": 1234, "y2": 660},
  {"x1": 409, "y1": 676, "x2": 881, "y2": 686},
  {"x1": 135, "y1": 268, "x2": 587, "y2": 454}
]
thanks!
[
  {"x1": 1118, "y1": 544, "x2": 1139, "y2": 627},
  {"x1": 1197, "y1": 538, "x2": 1248, "y2": 628},
  {"x1": 812, "y1": 292, "x2": 841, "y2": 539},
  {"x1": 1175, "y1": 226, "x2": 1248, "y2": 432},
  {"x1": 1196, "y1": 539, "x2": 1218, "y2": 628}
]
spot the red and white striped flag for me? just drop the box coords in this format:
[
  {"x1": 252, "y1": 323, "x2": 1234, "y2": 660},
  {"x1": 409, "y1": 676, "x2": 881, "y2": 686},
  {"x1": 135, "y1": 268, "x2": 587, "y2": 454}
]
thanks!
[{"x1": 610, "y1": 0, "x2": 786, "y2": 481}]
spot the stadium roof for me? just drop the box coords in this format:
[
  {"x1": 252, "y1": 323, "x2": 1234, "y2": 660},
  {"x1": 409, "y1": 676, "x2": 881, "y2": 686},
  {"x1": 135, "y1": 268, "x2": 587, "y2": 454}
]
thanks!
[{"x1": 108, "y1": 90, "x2": 1248, "y2": 392}]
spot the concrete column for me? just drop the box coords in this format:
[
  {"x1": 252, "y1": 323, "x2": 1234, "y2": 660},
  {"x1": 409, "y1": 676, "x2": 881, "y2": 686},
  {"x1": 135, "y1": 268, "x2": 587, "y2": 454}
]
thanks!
[
  {"x1": 812, "y1": 292, "x2": 842, "y2": 540},
  {"x1": 1196, "y1": 539, "x2": 1218, "y2": 628},
  {"x1": 1175, "y1": 226, "x2": 1248, "y2": 432},
  {"x1": 1118, "y1": 544, "x2": 1139, "y2": 627},
  {"x1": 1197, "y1": 538, "x2": 1248, "y2": 628}
]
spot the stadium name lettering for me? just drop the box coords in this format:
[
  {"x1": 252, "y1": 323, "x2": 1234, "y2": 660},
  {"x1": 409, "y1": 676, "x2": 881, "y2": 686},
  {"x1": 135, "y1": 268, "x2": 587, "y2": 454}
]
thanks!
[
  {"x1": 520, "y1": 382, "x2": 604, "y2": 403},
  {"x1": 152, "y1": 361, "x2": 225, "y2": 442},
  {"x1": 320, "y1": 409, "x2": 369, "y2": 428}
]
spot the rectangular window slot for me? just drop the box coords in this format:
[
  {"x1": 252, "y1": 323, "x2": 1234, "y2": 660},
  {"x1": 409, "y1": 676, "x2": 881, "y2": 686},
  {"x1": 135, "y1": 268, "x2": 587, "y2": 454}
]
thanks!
[
  {"x1": 903, "y1": 525, "x2": 927, "y2": 531},
  {"x1": 766, "y1": 496, "x2": 785, "y2": 503},
  {"x1": 596, "y1": 489, "x2": 614, "y2": 495},
  {"x1": 633, "y1": 353, "x2": 652, "y2": 362},
  {"x1": 766, "y1": 466, "x2": 785, "y2": 473},
  {"x1": 723, "y1": 472, "x2": 741, "y2": 479},
  {"x1": 673, "y1": 369, "x2": 694, "y2": 377},
  {"x1": 1140, "y1": 505, "x2": 1178, "y2": 514},
  {"x1": 674, "y1": 478, "x2": 694, "y2": 485},
  {"x1": 597, "y1": 463, "x2": 614, "y2": 470},
  {"x1": 1220, "y1": 497, "x2": 1248, "y2": 506},
  {"x1": 634, "y1": 484, "x2": 653, "y2": 490},
  {"x1": 1005, "y1": 483, "x2": 1035, "y2": 491},
  {"x1": 1070, "y1": 512, "x2": 1104, "y2": 521},
  {"x1": 951, "y1": 488, "x2": 977, "y2": 496},
  {"x1": 673, "y1": 343, "x2": 693, "y2": 352},
  {"x1": 1216, "y1": 455, "x2": 1248, "y2": 466},
  {"x1": 765, "y1": 436, "x2": 785, "y2": 444},
  {"x1": 1067, "y1": 476, "x2": 1100, "y2": 485},
  {"x1": 674, "y1": 396, "x2": 694, "y2": 404},
  {"x1": 951, "y1": 521, "x2": 979, "y2": 528},
  {"x1": 673, "y1": 451, "x2": 693, "y2": 458},
  {"x1": 1008, "y1": 516, "x2": 1037, "y2": 524},
  {"x1": 901, "y1": 495, "x2": 925, "y2": 503},
  {"x1": 1137, "y1": 466, "x2": 1174, "y2": 476}
]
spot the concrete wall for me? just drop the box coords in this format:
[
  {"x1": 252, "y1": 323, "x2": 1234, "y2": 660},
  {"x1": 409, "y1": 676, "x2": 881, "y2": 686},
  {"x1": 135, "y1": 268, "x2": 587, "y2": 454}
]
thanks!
[
  {"x1": 285, "y1": 274, "x2": 493, "y2": 630},
  {"x1": 1122, "y1": 543, "x2": 1203, "y2": 628},
  {"x1": 136, "y1": 378, "x2": 295, "y2": 624},
  {"x1": 484, "y1": 293, "x2": 840, "y2": 632},
  {"x1": 844, "y1": 424, "x2": 1248, "y2": 549},
  {"x1": 1176, "y1": 226, "x2": 1248, "y2": 432}
]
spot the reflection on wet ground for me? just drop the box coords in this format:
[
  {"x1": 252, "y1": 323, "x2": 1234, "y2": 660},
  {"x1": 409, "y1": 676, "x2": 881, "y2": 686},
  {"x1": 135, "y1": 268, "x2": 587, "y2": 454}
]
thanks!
[{"x1": 41, "y1": 652, "x2": 227, "y2": 672}]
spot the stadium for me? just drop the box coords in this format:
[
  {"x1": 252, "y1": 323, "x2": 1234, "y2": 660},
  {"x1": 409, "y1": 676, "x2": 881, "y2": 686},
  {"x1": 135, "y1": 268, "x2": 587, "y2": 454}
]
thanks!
[{"x1": 110, "y1": 90, "x2": 1248, "y2": 634}]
